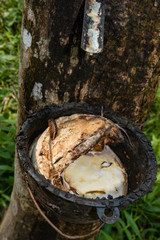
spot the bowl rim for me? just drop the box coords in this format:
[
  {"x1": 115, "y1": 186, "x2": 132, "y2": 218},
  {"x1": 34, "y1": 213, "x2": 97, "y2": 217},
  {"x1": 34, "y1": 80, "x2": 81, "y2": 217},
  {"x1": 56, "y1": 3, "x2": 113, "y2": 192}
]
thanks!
[{"x1": 17, "y1": 103, "x2": 157, "y2": 208}]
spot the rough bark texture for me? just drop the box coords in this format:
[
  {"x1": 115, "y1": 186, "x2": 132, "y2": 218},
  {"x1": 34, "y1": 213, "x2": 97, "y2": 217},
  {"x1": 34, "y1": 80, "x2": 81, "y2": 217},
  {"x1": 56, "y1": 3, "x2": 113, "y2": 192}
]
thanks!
[
  {"x1": 0, "y1": 0, "x2": 160, "y2": 239},
  {"x1": 18, "y1": 0, "x2": 160, "y2": 126}
]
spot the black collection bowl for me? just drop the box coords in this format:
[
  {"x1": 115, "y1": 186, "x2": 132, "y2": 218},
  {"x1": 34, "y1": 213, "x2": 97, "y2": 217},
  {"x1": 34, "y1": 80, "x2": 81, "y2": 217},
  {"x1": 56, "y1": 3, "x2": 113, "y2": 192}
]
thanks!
[{"x1": 16, "y1": 103, "x2": 157, "y2": 224}]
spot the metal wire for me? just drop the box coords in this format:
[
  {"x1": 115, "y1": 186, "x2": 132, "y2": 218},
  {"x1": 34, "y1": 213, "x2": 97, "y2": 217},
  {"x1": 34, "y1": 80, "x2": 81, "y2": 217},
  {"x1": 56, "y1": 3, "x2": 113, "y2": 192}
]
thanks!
[{"x1": 26, "y1": 182, "x2": 104, "y2": 239}]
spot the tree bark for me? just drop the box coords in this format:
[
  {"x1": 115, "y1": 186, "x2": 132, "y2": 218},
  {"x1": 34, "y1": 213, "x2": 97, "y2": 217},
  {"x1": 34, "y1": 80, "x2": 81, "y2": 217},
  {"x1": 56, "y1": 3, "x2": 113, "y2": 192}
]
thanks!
[{"x1": 0, "y1": 0, "x2": 160, "y2": 239}]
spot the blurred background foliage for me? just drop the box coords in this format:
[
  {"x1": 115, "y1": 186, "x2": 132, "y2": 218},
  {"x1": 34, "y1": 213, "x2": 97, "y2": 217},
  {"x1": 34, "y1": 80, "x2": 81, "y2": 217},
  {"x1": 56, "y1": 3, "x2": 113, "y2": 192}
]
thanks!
[{"x1": 0, "y1": 1, "x2": 160, "y2": 239}]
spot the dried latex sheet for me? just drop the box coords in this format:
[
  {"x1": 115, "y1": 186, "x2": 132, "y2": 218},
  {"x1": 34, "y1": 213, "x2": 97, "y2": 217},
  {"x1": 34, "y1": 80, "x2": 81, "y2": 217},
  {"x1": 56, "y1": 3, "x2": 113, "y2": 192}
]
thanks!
[{"x1": 30, "y1": 114, "x2": 128, "y2": 199}]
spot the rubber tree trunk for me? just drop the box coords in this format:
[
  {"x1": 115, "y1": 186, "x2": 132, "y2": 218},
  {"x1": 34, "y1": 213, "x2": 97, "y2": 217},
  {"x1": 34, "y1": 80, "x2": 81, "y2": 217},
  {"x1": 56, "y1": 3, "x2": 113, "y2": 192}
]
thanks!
[{"x1": 0, "y1": 0, "x2": 160, "y2": 239}]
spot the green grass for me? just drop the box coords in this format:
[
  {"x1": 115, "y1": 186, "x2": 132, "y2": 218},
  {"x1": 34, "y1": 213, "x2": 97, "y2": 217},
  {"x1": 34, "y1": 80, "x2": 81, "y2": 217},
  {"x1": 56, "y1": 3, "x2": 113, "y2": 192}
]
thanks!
[
  {"x1": 0, "y1": 0, "x2": 22, "y2": 217},
  {"x1": 0, "y1": 0, "x2": 160, "y2": 239}
]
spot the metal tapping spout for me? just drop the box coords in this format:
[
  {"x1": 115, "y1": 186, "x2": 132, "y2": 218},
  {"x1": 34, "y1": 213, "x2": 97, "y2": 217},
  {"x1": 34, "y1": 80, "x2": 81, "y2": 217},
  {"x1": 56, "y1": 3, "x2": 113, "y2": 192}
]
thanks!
[{"x1": 81, "y1": 0, "x2": 105, "y2": 54}]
